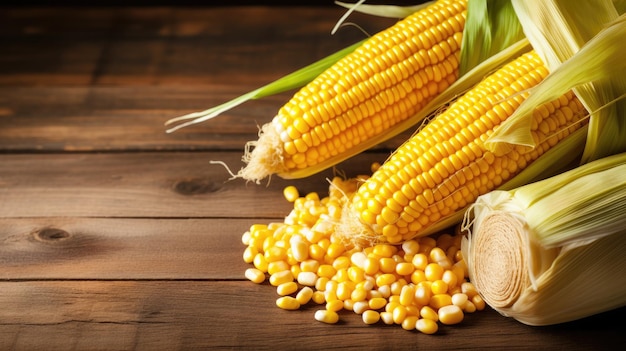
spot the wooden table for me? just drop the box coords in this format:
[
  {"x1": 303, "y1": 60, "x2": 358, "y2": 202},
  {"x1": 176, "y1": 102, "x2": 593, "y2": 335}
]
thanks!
[{"x1": 1, "y1": 4, "x2": 624, "y2": 350}]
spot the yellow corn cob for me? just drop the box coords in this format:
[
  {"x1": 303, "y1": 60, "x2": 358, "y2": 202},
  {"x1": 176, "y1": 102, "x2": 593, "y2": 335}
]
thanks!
[
  {"x1": 241, "y1": 0, "x2": 468, "y2": 183},
  {"x1": 338, "y1": 51, "x2": 589, "y2": 245}
]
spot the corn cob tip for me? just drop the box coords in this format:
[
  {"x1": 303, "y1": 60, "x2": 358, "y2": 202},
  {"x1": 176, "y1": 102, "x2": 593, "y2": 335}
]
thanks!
[
  {"x1": 239, "y1": 122, "x2": 285, "y2": 184},
  {"x1": 336, "y1": 200, "x2": 381, "y2": 248}
]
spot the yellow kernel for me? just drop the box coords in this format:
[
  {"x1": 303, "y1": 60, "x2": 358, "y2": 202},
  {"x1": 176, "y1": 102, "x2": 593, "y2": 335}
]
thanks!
[
  {"x1": 343, "y1": 299, "x2": 355, "y2": 311},
  {"x1": 243, "y1": 246, "x2": 258, "y2": 263},
  {"x1": 326, "y1": 242, "x2": 346, "y2": 258},
  {"x1": 376, "y1": 273, "x2": 397, "y2": 287},
  {"x1": 410, "y1": 269, "x2": 426, "y2": 284},
  {"x1": 412, "y1": 253, "x2": 429, "y2": 271},
  {"x1": 431, "y1": 279, "x2": 449, "y2": 295},
  {"x1": 277, "y1": 281, "x2": 299, "y2": 296},
  {"x1": 363, "y1": 257, "x2": 380, "y2": 275},
  {"x1": 420, "y1": 306, "x2": 439, "y2": 322},
  {"x1": 296, "y1": 286, "x2": 314, "y2": 305},
  {"x1": 332, "y1": 256, "x2": 351, "y2": 271},
  {"x1": 402, "y1": 315, "x2": 419, "y2": 331},
  {"x1": 351, "y1": 288, "x2": 368, "y2": 302},
  {"x1": 379, "y1": 258, "x2": 397, "y2": 273},
  {"x1": 438, "y1": 305, "x2": 464, "y2": 325},
  {"x1": 414, "y1": 284, "x2": 432, "y2": 306},
  {"x1": 312, "y1": 291, "x2": 326, "y2": 304},
  {"x1": 399, "y1": 284, "x2": 415, "y2": 306},
  {"x1": 244, "y1": 268, "x2": 265, "y2": 284},
  {"x1": 309, "y1": 244, "x2": 326, "y2": 261},
  {"x1": 392, "y1": 305, "x2": 408, "y2": 324},
  {"x1": 267, "y1": 260, "x2": 290, "y2": 275},
  {"x1": 472, "y1": 294, "x2": 486, "y2": 311},
  {"x1": 369, "y1": 297, "x2": 388, "y2": 310},
  {"x1": 390, "y1": 279, "x2": 407, "y2": 296},
  {"x1": 326, "y1": 299, "x2": 345, "y2": 312},
  {"x1": 283, "y1": 185, "x2": 300, "y2": 202},
  {"x1": 416, "y1": 318, "x2": 439, "y2": 334},
  {"x1": 253, "y1": 253, "x2": 269, "y2": 273},
  {"x1": 276, "y1": 296, "x2": 300, "y2": 310},
  {"x1": 291, "y1": 241, "x2": 309, "y2": 262},
  {"x1": 425, "y1": 263, "x2": 444, "y2": 281},
  {"x1": 464, "y1": 300, "x2": 477, "y2": 313},
  {"x1": 336, "y1": 282, "x2": 353, "y2": 301},
  {"x1": 317, "y1": 264, "x2": 336, "y2": 278},
  {"x1": 429, "y1": 247, "x2": 447, "y2": 263},
  {"x1": 314, "y1": 309, "x2": 339, "y2": 324},
  {"x1": 362, "y1": 310, "x2": 381, "y2": 325},
  {"x1": 348, "y1": 266, "x2": 365, "y2": 283},
  {"x1": 373, "y1": 244, "x2": 397, "y2": 258},
  {"x1": 396, "y1": 262, "x2": 415, "y2": 276},
  {"x1": 290, "y1": 264, "x2": 301, "y2": 278},
  {"x1": 430, "y1": 294, "x2": 452, "y2": 309},
  {"x1": 269, "y1": 270, "x2": 294, "y2": 287},
  {"x1": 315, "y1": 276, "x2": 329, "y2": 291}
]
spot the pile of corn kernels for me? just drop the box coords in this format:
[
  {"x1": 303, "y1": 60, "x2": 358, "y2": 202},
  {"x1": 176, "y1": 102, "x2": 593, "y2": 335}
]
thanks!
[{"x1": 241, "y1": 174, "x2": 484, "y2": 334}]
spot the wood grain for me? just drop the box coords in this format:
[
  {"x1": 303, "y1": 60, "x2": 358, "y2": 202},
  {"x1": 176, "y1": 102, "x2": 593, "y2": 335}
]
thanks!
[{"x1": 1, "y1": 4, "x2": 624, "y2": 350}]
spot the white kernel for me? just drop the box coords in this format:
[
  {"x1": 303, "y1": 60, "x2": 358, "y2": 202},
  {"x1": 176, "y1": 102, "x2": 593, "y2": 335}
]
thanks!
[
  {"x1": 314, "y1": 309, "x2": 339, "y2": 324},
  {"x1": 297, "y1": 271, "x2": 318, "y2": 286},
  {"x1": 244, "y1": 268, "x2": 265, "y2": 284}
]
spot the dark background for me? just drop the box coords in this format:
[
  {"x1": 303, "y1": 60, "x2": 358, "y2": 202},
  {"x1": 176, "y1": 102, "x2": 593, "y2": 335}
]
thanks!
[{"x1": 2, "y1": 1, "x2": 427, "y2": 7}]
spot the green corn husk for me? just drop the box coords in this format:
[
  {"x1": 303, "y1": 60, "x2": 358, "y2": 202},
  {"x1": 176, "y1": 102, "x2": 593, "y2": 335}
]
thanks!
[{"x1": 462, "y1": 151, "x2": 626, "y2": 326}]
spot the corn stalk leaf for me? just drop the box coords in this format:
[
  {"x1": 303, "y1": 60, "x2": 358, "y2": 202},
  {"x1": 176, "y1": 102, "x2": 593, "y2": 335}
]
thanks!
[
  {"x1": 333, "y1": 0, "x2": 432, "y2": 19},
  {"x1": 486, "y1": 0, "x2": 626, "y2": 163},
  {"x1": 459, "y1": 0, "x2": 525, "y2": 76},
  {"x1": 164, "y1": 40, "x2": 363, "y2": 133}
]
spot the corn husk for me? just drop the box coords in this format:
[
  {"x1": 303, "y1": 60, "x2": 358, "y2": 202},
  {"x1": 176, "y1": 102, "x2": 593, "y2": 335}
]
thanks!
[
  {"x1": 486, "y1": 0, "x2": 626, "y2": 163},
  {"x1": 461, "y1": 152, "x2": 626, "y2": 326}
]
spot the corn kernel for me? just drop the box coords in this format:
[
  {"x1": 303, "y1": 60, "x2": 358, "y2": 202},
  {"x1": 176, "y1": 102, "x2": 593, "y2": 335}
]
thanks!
[
  {"x1": 243, "y1": 246, "x2": 258, "y2": 263},
  {"x1": 430, "y1": 294, "x2": 452, "y2": 309},
  {"x1": 416, "y1": 318, "x2": 439, "y2": 334},
  {"x1": 380, "y1": 311, "x2": 394, "y2": 325},
  {"x1": 399, "y1": 284, "x2": 415, "y2": 306},
  {"x1": 253, "y1": 253, "x2": 269, "y2": 273},
  {"x1": 392, "y1": 305, "x2": 408, "y2": 324},
  {"x1": 472, "y1": 294, "x2": 486, "y2": 311},
  {"x1": 276, "y1": 296, "x2": 300, "y2": 310},
  {"x1": 296, "y1": 286, "x2": 314, "y2": 305},
  {"x1": 420, "y1": 306, "x2": 439, "y2": 322},
  {"x1": 277, "y1": 282, "x2": 299, "y2": 296},
  {"x1": 244, "y1": 268, "x2": 265, "y2": 284},
  {"x1": 312, "y1": 291, "x2": 326, "y2": 304},
  {"x1": 297, "y1": 271, "x2": 317, "y2": 286},
  {"x1": 438, "y1": 304, "x2": 464, "y2": 325},
  {"x1": 369, "y1": 297, "x2": 388, "y2": 310},
  {"x1": 326, "y1": 299, "x2": 345, "y2": 312},
  {"x1": 362, "y1": 310, "x2": 381, "y2": 324},
  {"x1": 269, "y1": 270, "x2": 294, "y2": 287},
  {"x1": 376, "y1": 273, "x2": 397, "y2": 287},
  {"x1": 463, "y1": 300, "x2": 477, "y2": 313},
  {"x1": 268, "y1": 260, "x2": 290, "y2": 275},
  {"x1": 425, "y1": 263, "x2": 444, "y2": 281},
  {"x1": 314, "y1": 309, "x2": 339, "y2": 324},
  {"x1": 431, "y1": 279, "x2": 449, "y2": 295},
  {"x1": 451, "y1": 293, "x2": 468, "y2": 307},
  {"x1": 412, "y1": 253, "x2": 429, "y2": 271},
  {"x1": 396, "y1": 262, "x2": 415, "y2": 276},
  {"x1": 414, "y1": 284, "x2": 432, "y2": 306},
  {"x1": 283, "y1": 185, "x2": 300, "y2": 202},
  {"x1": 402, "y1": 315, "x2": 419, "y2": 330},
  {"x1": 379, "y1": 257, "x2": 397, "y2": 273},
  {"x1": 353, "y1": 301, "x2": 370, "y2": 314}
]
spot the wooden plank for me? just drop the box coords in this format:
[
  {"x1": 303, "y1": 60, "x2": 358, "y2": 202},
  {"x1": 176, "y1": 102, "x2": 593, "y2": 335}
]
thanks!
[
  {"x1": 0, "y1": 218, "x2": 254, "y2": 280},
  {"x1": 0, "y1": 85, "x2": 414, "y2": 152},
  {"x1": 0, "y1": 151, "x2": 386, "y2": 218},
  {"x1": 0, "y1": 280, "x2": 623, "y2": 351}
]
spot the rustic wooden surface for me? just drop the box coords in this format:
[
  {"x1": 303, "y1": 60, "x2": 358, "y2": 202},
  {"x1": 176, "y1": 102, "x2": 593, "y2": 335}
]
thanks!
[{"x1": 1, "y1": 4, "x2": 624, "y2": 350}]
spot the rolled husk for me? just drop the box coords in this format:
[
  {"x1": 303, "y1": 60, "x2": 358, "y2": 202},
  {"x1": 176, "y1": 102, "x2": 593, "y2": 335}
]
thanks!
[{"x1": 462, "y1": 152, "x2": 626, "y2": 326}]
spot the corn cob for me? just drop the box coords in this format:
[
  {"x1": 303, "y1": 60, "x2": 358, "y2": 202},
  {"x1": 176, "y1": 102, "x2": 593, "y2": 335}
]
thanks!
[
  {"x1": 241, "y1": 0, "x2": 468, "y2": 183},
  {"x1": 338, "y1": 51, "x2": 589, "y2": 245}
]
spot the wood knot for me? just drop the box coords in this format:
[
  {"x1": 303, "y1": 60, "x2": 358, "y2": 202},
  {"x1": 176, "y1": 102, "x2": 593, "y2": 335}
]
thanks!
[
  {"x1": 35, "y1": 228, "x2": 71, "y2": 242},
  {"x1": 173, "y1": 178, "x2": 221, "y2": 195}
]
